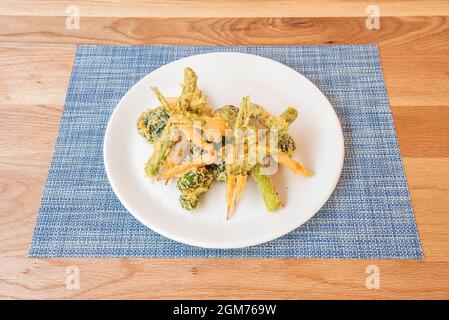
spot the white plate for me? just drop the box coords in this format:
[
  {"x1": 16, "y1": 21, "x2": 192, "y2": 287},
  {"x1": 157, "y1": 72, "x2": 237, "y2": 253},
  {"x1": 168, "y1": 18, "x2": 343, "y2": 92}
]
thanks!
[{"x1": 104, "y1": 52, "x2": 344, "y2": 249}]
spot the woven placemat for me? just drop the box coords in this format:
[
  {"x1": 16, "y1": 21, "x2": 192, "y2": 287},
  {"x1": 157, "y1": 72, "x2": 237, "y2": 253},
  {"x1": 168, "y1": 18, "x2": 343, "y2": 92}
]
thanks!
[{"x1": 29, "y1": 45, "x2": 423, "y2": 258}]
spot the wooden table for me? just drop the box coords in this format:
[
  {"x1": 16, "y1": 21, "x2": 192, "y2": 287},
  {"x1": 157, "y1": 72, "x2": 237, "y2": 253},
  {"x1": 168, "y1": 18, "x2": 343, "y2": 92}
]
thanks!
[{"x1": 1, "y1": 1, "x2": 449, "y2": 299}]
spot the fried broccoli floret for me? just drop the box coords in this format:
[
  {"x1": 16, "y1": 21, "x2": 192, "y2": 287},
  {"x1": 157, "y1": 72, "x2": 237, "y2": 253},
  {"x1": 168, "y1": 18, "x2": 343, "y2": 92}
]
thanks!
[
  {"x1": 177, "y1": 167, "x2": 213, "y2": 210},
  {"x1": 278, "y1": 133, "x2": 296, "y2": 156},
  {"x1": 212, "y1": 105, "x2": 239, "y2": 128},
  {"x1": 176, "y1": 167, "x2": 213, "y2": 191},
  {"x1": 207, "y1": 160, "x2": 227, "y2": 182},
  {"x1": 137, "y1": 106, "x2": 170, "y2": 143},
  {"x1": 179, "y1": 189, "x2": 200, "y2": 210}
]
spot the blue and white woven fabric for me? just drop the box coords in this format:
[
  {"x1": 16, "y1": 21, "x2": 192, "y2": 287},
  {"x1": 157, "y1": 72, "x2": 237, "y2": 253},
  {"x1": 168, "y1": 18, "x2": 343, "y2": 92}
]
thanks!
[{"x1": 29, "y1": 45, "x2": 423, "y2": 258}]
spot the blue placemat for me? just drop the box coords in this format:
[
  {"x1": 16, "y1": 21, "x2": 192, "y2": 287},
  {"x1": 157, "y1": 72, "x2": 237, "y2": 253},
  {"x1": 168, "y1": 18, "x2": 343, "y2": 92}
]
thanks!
[{"x1": 29, "y1": 45, "x2": 423, "y2": 259}]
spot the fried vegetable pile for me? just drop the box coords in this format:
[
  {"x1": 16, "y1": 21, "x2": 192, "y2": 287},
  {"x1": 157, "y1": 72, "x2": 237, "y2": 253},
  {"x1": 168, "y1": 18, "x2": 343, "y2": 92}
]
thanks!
[{"x1": 137, "y1": 67, "x2": 312, "y2": 217}]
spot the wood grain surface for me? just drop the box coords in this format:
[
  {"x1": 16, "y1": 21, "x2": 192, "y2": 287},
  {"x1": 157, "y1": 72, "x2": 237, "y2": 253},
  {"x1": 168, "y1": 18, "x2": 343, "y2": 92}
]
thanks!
[
  {"x1": 2, "y1": 0, "x2": 449, "y2": 17},
  {"x1": 0, "y1": 0, "x2": 448, "y2": 299}
]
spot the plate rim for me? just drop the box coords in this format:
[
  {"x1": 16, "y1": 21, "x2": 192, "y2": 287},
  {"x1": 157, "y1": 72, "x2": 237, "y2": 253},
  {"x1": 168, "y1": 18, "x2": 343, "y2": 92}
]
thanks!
[{"x1": 103, "y1": 51, "x2": 345, "y2": 249}]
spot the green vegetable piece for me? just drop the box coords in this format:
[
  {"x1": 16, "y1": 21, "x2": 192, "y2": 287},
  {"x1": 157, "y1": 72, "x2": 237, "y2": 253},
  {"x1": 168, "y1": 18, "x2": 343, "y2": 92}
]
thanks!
[
  {"x1": 277, "y1": 133, "x2": 296, "y2": 156},
  {"x1": 179, "y1": 67, "x2": 207, "y2": 113},
  {"x1": 144, "y1": 123, "x2": 175, "y2": 177},
  {"x1": 251, "y1": 164, "x2": 283, "y2": 211},
  {"x1": 279, "y1": 107, "x2": 298, "y2": 126},
  {"x1": 177, "y1": 167, "x2": 214, "y2": 210},
  {"x1": 224, "y1": 97, "x2": 256, "y2": 177},
  {"x1": 176, "y1": 167, "x2": 213, "y2": 191},
  {"x1": 251, "y1": 103, "x2": 285, "y2": 132},
  {"x1": 152, "y1": 83, "x2": 206, "y2": 126},
  {"x1": 207, "y1": 160, "x2": 227, "y2": 182},
  {"x1": 151, "y1": 86, "x2": 179, "y2": 115},
  {"x1": 137, "y1": 106, "x2": 170, "y2": 143},
  {"x1": 252, "y1": 104, "x2": 298, "y2": 134},
  {"x1": 212, "y1": 105, "x2": 239, "y2": 128},
  {"x1": 234, "y1": 96, "x2": 252, "y2": 130},
  {"x1": 179, "y1": 189, "x2": 200, "y2": 210}
]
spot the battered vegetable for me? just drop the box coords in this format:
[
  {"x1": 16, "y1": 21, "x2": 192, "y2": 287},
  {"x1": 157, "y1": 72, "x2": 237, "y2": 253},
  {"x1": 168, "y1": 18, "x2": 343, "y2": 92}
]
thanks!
[
  {"x1": 137, "y1": 106, "x2": 170, "y2": 143},
  {"x1": 278, "y1": 133, "x2": 296, "y2": 156},
  {"x1": 251, "y1": 164, "x2": 283, "y2": 211},
  {"x1": 177, "y1": 167, "x2": 213, "y2": 191},
  {"x1": 225, "y1": 96, "x2": 254, "y2": 218},
  {"x1": 279, "y1": 107, "x2": 298, "y2": 126},
  {"x1": 212, "y1": 105, "x2": 239, "y2": 128},
  {"x1": 207, "y1": 160, "x2": 227, "y2": 182},
  {"x1": 144, "y1": 122, "x2": 177, "y2": 177},
  {"x1": 179, "y1": 67, "x2": 208, "y2": 112},
  {"x1": 177, "y1": 167, "x2": 213, "y2": 210},
  {"x1": 137, "y1": 67, "x2": 313, "y2": 217},
  {"x1": 179, "y1": 189, "x2": 200, "y2": 210}
]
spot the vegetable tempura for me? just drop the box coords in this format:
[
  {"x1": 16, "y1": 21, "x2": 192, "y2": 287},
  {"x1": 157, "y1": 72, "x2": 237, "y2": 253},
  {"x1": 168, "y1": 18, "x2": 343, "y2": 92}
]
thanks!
[{"x1": 137, "y1": 67, "x2": 312, "y2": 217}]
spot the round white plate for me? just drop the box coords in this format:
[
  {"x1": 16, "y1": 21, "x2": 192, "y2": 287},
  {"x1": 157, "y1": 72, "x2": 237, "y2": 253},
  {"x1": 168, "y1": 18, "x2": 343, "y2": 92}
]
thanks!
[{"x1": 104, "y1": 52, "x2": 344, "y2": 249}]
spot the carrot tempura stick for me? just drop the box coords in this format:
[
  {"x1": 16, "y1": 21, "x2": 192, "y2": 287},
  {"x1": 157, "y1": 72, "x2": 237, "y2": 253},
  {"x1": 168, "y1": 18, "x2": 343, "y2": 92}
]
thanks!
[
  {"x1": 277, "y1": 151, "x2": 313, "y2": 177},
  {"x1": 226, "y1": 174, "x2": 236, "y2": 219}
]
